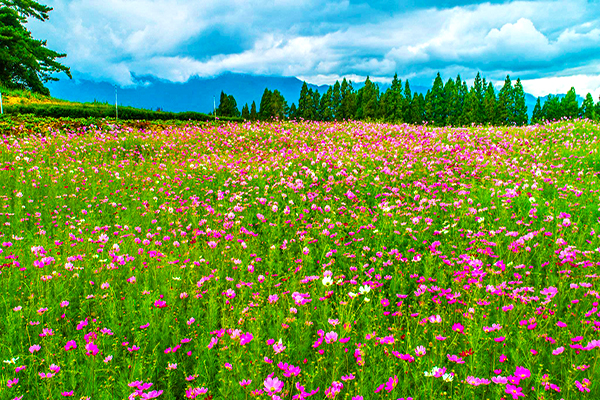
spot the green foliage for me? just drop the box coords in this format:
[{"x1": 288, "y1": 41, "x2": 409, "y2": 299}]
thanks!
[
  {"x1": 580, "y1": 93, "x2": 596, "y2": 120},
  {"x1": 4, "y1": 102, "x2": 242, "y2": 123},
  {"x1": 513, "y1": 79, "x2": 528, "y2": 125},
  {"x1": 0, "y1": 0, "x2": 71, "y2": 95},
  {"x1": 561, "y1": 87, "x2": 579, "y2": 119},
  {"x1": 216, "y1": 91, "x2": 240, "y2": 118}
]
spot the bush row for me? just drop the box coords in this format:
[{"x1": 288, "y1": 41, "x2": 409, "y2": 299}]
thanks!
[{"x1": 4, "y1": 103, "x2": 243, "y2": 123}]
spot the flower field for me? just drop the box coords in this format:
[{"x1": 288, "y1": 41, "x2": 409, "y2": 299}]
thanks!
[{"x1": 1, "y1": 119, "x2": 599, "y2": 400}]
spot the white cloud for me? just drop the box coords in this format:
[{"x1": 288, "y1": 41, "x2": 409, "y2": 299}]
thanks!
[
  {"x1": 26, "y1": 0, "x2": 600, "y2": 95},
  {"x1": 521, "y1": 74, "x2": 600, "y2": 101}
]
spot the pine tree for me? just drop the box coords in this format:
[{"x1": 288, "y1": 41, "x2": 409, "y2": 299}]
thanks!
[
  {"x1": 444, "y1": 78, "x2": 457, "y2": 126},
  {"x1": 542, "y1": 95, "x2": 561, "y2": 121},
  {"x1": 356, "y1": 76, "x2": 379, "y2": 120},
  {"x1": 332, "y1": 81, "x2": 342, "y2": 120},
  {"x1": 288, "y1": 103, "x2": 297, "y2": 120},
  {"x1": 312, "y1": 89, "x2": 321, "y2": 121},
  {"x1": 402, "y1": 80, "x2": 412, "y2": 122},
  {"x1": 531, "y1": 98, "x2": 542, "y2": 124},
  {"x1": 241, "y1": 103, "x2": 250, "y2": 120},
  {"x1": 496, "y1": 76, "x2": 514, "y2": 125},
  {"x1": 482, "y1": 82, "x2": 496, "y2": 125},
  {"x1": 427, "y1": 72, "x2": 446, "y2": 126},
  {"x1": 297, "y1": 82, "x2": 310, "y2": 119},
  {"x1": 258, "y1": 88, "x2": 272, "y2": 120},
  {"x1": 463, "y1": 88, "x2": 480, "y2": 125},
  {"x1": 472, "y1": 72, "x2": 485, "y2": 122},
  {"x1": 580, "y1": 93, "x2": 596, "y2": 120},
  {"x1": 320, "y1": 87, "x2": 334, "y2": 121},
  {"x1": 513, "y1": 78, "x2": 528, "y2": 125},
  {"x1": 0, "y1": 0, "x2": 71, "y2": 94},
  {"x1": 250, "y1": 101, "x2": 258, "y2": 120},
  {"x1": 339, "y1": 78, "x2": 356, "y2": 120},
  {"x1": 561, "y1": 87, "x2": 579, "y2": 119}
]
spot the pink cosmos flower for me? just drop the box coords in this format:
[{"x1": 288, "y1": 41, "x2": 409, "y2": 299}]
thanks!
[
  {"x1": 64, "y1": 340, "x2": 77, "y2": 351},
  {"x1": 325, "y1": 331, "x2": 338, "y2": 344},
  {"x1": 7, "y1": 378, "x2": 18, "y2": 388},
  {"x1": 239, "y1": 379, "x2": 252, "y2": 387},
  {"x1": 264, "y1": 376, "x2": 284, "y2": 394},
  {"x1": 505, "y1": 384, "x2": 525, "y2": 399},
  {"x1": 29, "y1": 344, "x2": 41, "y2": 353},
  {"x1": 85, "y1": 342, "x2": 99, "y2": 356},
  {"x1": 514, "y1": 366, "x2": 530, "y2": 380},
  {"x1": 415, "y1": 346, "x2": 426, "y2": 357},
  {"x1": 240, "y1": 332, "x2": 253, "y2": 346}
]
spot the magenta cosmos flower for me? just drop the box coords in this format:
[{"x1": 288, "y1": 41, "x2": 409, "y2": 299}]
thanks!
[{"x1": 264, "y1": 376, "x2": 284, "y2": 394}]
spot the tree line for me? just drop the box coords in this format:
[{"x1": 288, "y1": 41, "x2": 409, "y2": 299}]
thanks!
[{"x1": 217, "y1": 73, "x2": 600, "y2": 126}]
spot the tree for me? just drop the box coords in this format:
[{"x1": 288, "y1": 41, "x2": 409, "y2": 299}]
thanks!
[
  {"x1": 444, "y1": 78, "x2": 458, "y2": 126},
  {"x1": 332, "y1": 81, "x2": 342, "y2": 120},
  {"x1": 425, "y1": 72, "x2": 446, "y2": 126},
  {"x1": 241, "y1": 103, "x2": 250, "y2": 120},
  {"x1": 561, "y1": 87, "x2": 579, "y2": 119},
  {"x1": 311, "y1": 89, "x2": 321, "y2": 121},
  {"x1": 580, "y1": 93, "x2": 596, "y2": 120},
  {"x1": 482, "y1": 82, "x2": 496, "y2": 125},
  {"x1": 297, "y1": 81, "x2": 311, "y2": 119},
  {"x1": 542, "y1": 95, "x2": 561, "y2": 121},
  {"x1": 531, "y1": 98, "x2": 542, "y2": 124},
  {"x1": 288, "y1": 103, "x2": 297, "y2": 120},
  {"x1": 496, "y1": 76, "x2": 514, "y2": 125},
  {"x1": 356, "y1": 76, "x2": 379, "y2": 120},
  {"x1": 258, "y1": 88, "x2": 272, "y2": 120},
  {"x1": 402, "y1": 80, "x2": 412, "y2": 122},
  {"x1": 250, "y1": 101, "x2": 258, "y2": 120},
  {"x1": 513, "y1": 78, "x2": 528, "y2": 125},
  {"x1": 216, "y1": 91, "x2": 240, "y2": 117},
  {"x1": 0, "y1": 0, "x2": 71, "y2": 95},
  {"x1": 339, "y1": 78, "x2": 356, "y2": 120},
  {"x1": 320, "y1": 86, "x2": 334, "y2": 121}
]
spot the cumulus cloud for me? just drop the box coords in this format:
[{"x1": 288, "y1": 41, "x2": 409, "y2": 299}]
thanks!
[{"x1": 27, "y1": 0, "x2": 600, "y2": 94}]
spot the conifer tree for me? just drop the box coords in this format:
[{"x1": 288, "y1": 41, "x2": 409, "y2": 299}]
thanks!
[
  {"x1": 580, "y1": 93, "x2": 596, "y2": 120},
  {"x1": 250, "y1": 101, "x2": 258, "y2": 120},
  {"x1": 0, "y1": 0, "x2": 71, "y2": 94},
  {"x1": 332, "y1": 81, "x2": 342, "y2": 120},
  {"x1": 312, "y1": 89, "x2": 321, "y2": 121},
  {"x1": 482, "y1": 82, "x2": 496, "y2": 125},
  {"x1": 288, "y1": 103, "x2": 297, "y2": 120},
  {"x1": 320, "y1": 87, "x2": 334, "y2": 121},
  {"x1": 444, "y1": 78, "x2": 457, "y2": 126},
  {"x1": 241, "y1": 103, "x2": 250, "y2": 120},
  {"x1": 561, "y1": 87, "x2": 579, "y2": 119},
  {"x1": 356, "y1": 76, "x2": 379, "y2": 120},
  {"x1": 513, "y1": 78, "x2": 528, "y2": 125},
  {"x1": 542, "y1": 95, "x2": 561, "y2": 121},
  {"x1": 496, "y1": 76, "x2": 514, "y2": 125},
  {"x1": 339, "y1": 78, "x2": 356, "y2": 120},
  {"x1": 463, "y1": 88, "x2": 481, "y2": 125},
  {"x1": 531, "y1": 98, "x2": 542, "y2": 124},
  {"x1": 402, "y1": 80, "x2": 412, "y2": 122},
  {"x1": 427, "y1": 72, "x2": 446, "y2": 126},
  {"x1": 258, "y1": 88, "x2": 272, "y2": 120},
  {"x1": 297, "y1": 82, "x2": 311, "y2": 119},
  {"x1": 472, "y1": 72, "x2": 485, "y2": 122}
]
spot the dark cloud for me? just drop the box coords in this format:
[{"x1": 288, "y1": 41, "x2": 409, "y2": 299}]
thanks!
[{"x1": 26, "y1": 0, "x2": 600, "y2": 97}]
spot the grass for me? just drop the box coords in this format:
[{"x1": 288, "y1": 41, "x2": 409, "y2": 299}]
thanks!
[{"x1": 0, "y1": 117, "x2": 599, "y2": 400}]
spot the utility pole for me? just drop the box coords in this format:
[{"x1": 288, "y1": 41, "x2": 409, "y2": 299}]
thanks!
[{"x1": 115, "y1": 85, "x2": 118, "y2": 121}]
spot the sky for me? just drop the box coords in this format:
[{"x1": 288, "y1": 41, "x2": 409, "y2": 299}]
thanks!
[{"x1": 28, "y1": 0, "x2": 600, "y2": 99}]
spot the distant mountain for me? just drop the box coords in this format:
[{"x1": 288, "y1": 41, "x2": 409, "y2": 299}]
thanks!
[
  {"x1": 46, "y1": 73, "x2": 581, "y2": 119},
  {"x1": 46, "y1": 73, "x2": 329, "y2": 114}
]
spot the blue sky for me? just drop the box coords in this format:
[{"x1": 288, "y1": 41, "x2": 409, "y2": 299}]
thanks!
[{"x1": 29, "y1": 0, "x2": 600, "y2": 98}]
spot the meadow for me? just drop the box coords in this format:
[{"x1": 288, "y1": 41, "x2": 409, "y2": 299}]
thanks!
[{"x1": 0, "y1": 119, "x2": 599, "y2": 400}]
